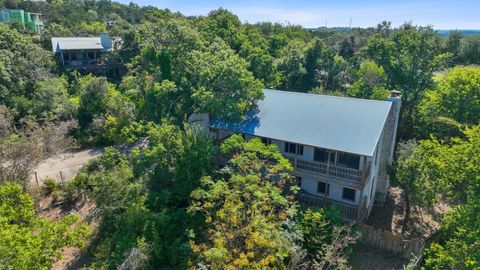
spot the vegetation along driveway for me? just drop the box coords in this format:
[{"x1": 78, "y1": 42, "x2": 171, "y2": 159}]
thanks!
[{"x1": 31, "y1": 147, "x2": 104, "y2": 185}]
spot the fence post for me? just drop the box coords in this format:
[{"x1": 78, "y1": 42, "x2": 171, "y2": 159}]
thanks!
[
  {"x1": 35, "y1": 171, "x2": 39, "y2": 189},
  {"x1": 60, "y1": 171, "x2": 64, "y2": 184}
]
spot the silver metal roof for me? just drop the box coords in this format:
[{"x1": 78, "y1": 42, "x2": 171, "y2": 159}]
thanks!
[
  {"x1": 51, "y1": 37, "x2": 106, "y2": 52},
  {"x1": 210, "y1": 89, "x2": 393, "y2": 157}
]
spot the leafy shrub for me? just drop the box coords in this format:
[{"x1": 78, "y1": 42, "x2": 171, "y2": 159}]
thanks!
[
  {"x1": 0, "y1": 182, "x2": 90, "y2": 269},
  {"x1": 43, "y1": 178, "x2": 58, "y2": 195}
]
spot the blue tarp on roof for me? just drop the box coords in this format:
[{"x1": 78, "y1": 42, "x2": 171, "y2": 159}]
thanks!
[{"x1": 210, "y1": 89, "x2": 393, "y2": 157}]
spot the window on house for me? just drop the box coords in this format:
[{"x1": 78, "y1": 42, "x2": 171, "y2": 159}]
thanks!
[
  {"x1": 337, "y1": 152, "x2": 360, "y2": 169},
  {"x1": 342, "y1": 187, "x2": 356, "y2": 202},
  {"x1": 370, "y1": 177, "x2": 375, "y2": 200},
  {"x1": 63, "y1": 53, "x2": 71, "y2": 60},
  {"x1": 317, "y1": 181, "x2": 329, "y2": 195},
  {"x1": 284, "y1": 142, "x2": 303, "y2": 155},
  {"x1": 261, "y1": 137, "x2": 272, "y2": 145},
  {"x1": 314, "y1": 148, "x2": 329, "y2": 163}
]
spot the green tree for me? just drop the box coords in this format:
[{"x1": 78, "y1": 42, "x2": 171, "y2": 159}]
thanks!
[
  {"x1": 443, "y1": 30, "x2": 463, "y2": 65},
  {"x1": 32, "y1": 78, "x2": 77, "y2": 121},
  {"x1": 134, "y1": 22, "x2": 263, "y2": 123},
  {"x1": 0, "y1": 24, "x2": 53, "y2": 119},
  {"x1": 239, "y1": 43, "x2": 280, "y2": 88},
  {"x1": 134, "y1": 18, "x2": 205, "y2": 81},
  {"x1": 277, "y1": 39, "x2": 308, "y2": 91},
  {"x1": 297, "y1": 209, "x2": 333, "y2": 262},
  {"x1": 0, "y1": 182, "x2": 89, "y2": 270},
  {"x1": 294, "y1": 209, "x2": 358, "y2": 269},
  {"x1": 132, "y1": 124, "x2": 214, "y2": 205},
  {"x1": 347, "y1": 60, "x2": 389, "y2": 100},
  {"x1": 145, "y1": 80, "x2": 179, "y2": 123},
  {"x1": 337, "y1": 35, "x2": 357, "y2": 59},
  {"x1": 424, "y1": 197, "x2": 480, "y2": 270},
  {"x1": 182, "y1": 40, "x2": 264, "y2": 121},
  {"x1": 460, "y1": 36, "x2": 480, "y2": 65},
  {"x1": 76, "y1": 76, "x2": 134, "y2": 144},
  {"x1": 198, "y1": 8, "x2": 246, "y2": 52},
  {"x1": 189, "y1": 135, "x2": 297, "y2": 269},
  {"x1": 74, "y1": 125, "x2": 213, "y2": 269},
  {"x1": 419, "y1": 66, "x2": 480, "y2": 138},
  {"x1": 364, "y1": 25, "x2": 444, "y2": 138},
  {"x1": 390, "y1": 140, "x2": 422, "y2": 233},
  {"x1": 304, "y1": 39, "x2": 347, "y2": 93},
  {"x1": 76, "y1": 76, "x2": 110, "y2": 130},
  {"x1": 394, "y1": 125, "x2": 480, "y2": 268}
]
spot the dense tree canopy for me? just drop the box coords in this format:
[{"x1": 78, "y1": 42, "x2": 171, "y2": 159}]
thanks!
[
  {"x1": 1, "y1": 0, "x2": 480, "y2": 268},
  {"x1": 419, "y1": 66, "x2": 480, "y2": 138},
  {"x1": 394, "y1": 125, "x2": 480, "y2": 269},
  {"x1": 0, "y1": 24, "x2": 53, "y2": 120},
  {"x1": 73, "y1": 124, "x2": 214, "y2": 269},
  {"x1": 364, "y1": 25, "x2": 445, "y2": 138},
  {"x1": 189, "y1": 135, "x2": 297, "y2": 268},
  {"x1": 0, "y1": 182, "x2": 89, "y2": 270}
]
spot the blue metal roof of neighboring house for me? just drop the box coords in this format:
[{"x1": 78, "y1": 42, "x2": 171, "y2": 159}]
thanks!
[
  {"x1": 210, "y1": 89, "x2": 393, "y2": 157},
  {"x1": 51, "y1": 37, "x2": 107, "y2": 52}
]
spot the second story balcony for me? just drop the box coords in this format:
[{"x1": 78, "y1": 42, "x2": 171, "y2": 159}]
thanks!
[
  {"x1": 210, "y1": 130, "x2": 374, "y2": 187},
  {"x1": 286, "y1": 156, "x2": 371, "y2": 186}
]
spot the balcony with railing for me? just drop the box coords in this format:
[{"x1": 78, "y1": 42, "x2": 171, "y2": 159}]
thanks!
[
  {"x1": 287, "y1": 156, "x2": 370, "y2": 185},
  {"x1": 297, "y1": 192, "x2": 366, "y2": 221}
]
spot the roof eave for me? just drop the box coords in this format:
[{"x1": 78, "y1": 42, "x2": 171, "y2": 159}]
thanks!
[{"x1": 209, "y1": 125, "x2": 375, "y2": 157}]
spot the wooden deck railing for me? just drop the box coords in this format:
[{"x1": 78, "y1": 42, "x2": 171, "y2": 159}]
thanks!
[
  {"x1": 287, "y1": 157, "x2": 370, "y2": 184},
  {"x1": 297, "y1": 192, "x2": 359, "y2": 220}
]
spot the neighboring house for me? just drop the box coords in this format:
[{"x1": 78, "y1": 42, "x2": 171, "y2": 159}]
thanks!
[
  {"x1": 197, "y1": 89, "x2": 401, "y2": 221},
  {"x1": 0, "y1": 9, "x2": 44, "y2": 33},
  {"x1": 51, "y1": 33, "x2": 123, "y2": 77}
]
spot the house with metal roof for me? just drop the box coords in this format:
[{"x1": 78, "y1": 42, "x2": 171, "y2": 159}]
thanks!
[
  {"x1": 51, "y1": 34, "x2": 116, "y2": 74},
  {"x1": 204, "y1": 89, "x2": 401, "y2": 221}
]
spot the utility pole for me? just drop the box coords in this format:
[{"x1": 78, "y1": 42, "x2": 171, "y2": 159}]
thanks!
[{"x1": 350, "y1": 18, "x2": 352, "y2": 29}]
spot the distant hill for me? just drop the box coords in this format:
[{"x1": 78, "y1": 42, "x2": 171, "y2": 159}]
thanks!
[
  {"x1": 310, "y1": 27, "x2": 480, "y2": 37},
  {"x1": 434, "y1": 30, "x2": 480, "y2": 37}
]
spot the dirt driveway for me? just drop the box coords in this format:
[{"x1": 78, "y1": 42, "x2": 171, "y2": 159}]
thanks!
[{"x1": 31, "y1": 147, "x2": 103, "y2": 185}]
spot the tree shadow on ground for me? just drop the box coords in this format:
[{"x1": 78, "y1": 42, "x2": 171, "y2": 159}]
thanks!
[{"x1": 350, "y1": 243, "x2": 409, "y2": 270}]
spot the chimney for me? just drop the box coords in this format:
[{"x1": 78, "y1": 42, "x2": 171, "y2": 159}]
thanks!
[
  {"x1": 388, "y1": 90, "x2": 401, "y2": 98},
  {"x1": 188, "y1": 113, "x2": 210, "y2": 133},
  {"x1": 100, "y1": 33, "x2": 112, "y2": 50},
  {"x1": 385, "y1": 90, "x2": 401, "y2": 164},
  {"x1": 375, "y1": 90, "x2": 402, "y2": 203}
]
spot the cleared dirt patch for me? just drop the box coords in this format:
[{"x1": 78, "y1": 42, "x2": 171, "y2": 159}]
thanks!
[
  {"x1": 37, "y1": 192, "x2": 98, "y2": 270},
  {"x1": 350, "y1": 243, "x2": 409, "y2": 270},
  {"x1": 365, "y1": 187, "x2": 447, "y2": 240}
]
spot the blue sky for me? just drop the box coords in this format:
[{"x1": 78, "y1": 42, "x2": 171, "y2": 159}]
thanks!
[{"x1": 115, "y1": 0, "x2": 480, "y2": 29}]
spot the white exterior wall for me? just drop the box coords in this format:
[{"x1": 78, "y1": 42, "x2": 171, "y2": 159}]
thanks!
[
  {"x1": 300, "y1": 175, "x2": 361, "y2": 205},
  {"x1": 359, "y1": 144, "x2": 381, "y2": 212},
  {"x1": 211, "y1": 129, "x2": 387, "y2": 218},
  {"x1": 249, "y1": 134, "x2": 374, "y2": 207}
]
